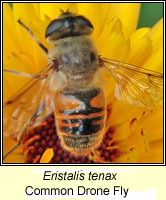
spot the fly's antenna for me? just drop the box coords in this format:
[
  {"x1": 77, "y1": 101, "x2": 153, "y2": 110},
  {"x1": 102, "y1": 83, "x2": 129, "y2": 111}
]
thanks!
[
  {"x1": 60, "y1": 4, "x2": 74, "y2": 14},
  {"x1": 60, "y1": 9, "x2": 65, "y2": 13},
  {"x1": 66, "y1": 3, "x2": 74, "y2": 13},
  {"x1": 66, "y1": 6, "x2": 70, "y2": 13}
]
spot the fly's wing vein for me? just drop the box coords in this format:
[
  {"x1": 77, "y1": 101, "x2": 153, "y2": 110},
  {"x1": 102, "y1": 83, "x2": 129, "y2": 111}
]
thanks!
[
  {"x1": 101, "y1": 58, "x2": 163, "y2": 109},
  {"x1": 3, "y1": 64, "x2": 54, "y2": 140}
]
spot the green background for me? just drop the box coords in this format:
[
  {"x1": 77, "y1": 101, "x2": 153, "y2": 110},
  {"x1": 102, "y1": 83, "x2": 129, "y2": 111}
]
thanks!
[
  {"x1": 137, "y1": 2, "x2": 163, "y2": 28},
  {"x1": 8, "y1": 3, "x2": 163, "y2": 28}
]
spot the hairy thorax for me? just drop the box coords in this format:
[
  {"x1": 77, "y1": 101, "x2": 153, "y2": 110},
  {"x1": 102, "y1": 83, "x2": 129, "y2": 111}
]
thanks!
[{"x1": 48, "y1": 36, "x2": 99, "y2": 83}]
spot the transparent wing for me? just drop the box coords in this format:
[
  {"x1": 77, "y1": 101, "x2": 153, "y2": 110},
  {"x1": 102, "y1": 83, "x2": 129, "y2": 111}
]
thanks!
[
  {"x1": 3, "y1": 64, "x2": 55, "y2": 140},
  {"x1": 101, "y1": 57, "x2": 163, "y2": 109}
]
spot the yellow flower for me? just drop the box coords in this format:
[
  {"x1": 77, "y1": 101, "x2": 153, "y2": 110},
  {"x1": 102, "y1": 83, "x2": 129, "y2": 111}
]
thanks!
[{"x1": 3, "y1": 3, "x2": 163, "y2": 163}]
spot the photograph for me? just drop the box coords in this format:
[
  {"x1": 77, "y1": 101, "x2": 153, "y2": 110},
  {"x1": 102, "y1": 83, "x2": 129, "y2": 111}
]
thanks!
[{"x1": 2, "y1": 2, "x2": 164, "y2": 164}]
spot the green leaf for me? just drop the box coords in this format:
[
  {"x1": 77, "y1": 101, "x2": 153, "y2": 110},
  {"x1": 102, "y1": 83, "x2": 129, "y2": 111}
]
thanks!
[
  {"x1": 8, "y1": 3, "x2": 13, "y2": 9},
  {"x1": 137, "y1": 3, "x2": 163, "y2": 28}
]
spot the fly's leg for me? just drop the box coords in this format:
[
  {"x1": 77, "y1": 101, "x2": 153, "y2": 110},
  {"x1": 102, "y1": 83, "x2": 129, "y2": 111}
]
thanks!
[
  {"x1": 3, "y1": 142, "x2": 21, "y2": 160},
  {"x1": 3, "y1": 102, "x2": 45, "y2": 161},
  {"x1": 3, "y1": 19, "x2": 48, "y2": 78},
  {"x1": 3, "y1": 20, "x2": 49, "y2": 79},
  {"x1": 17, "y1": 19, "x2": 48, "y2": 54},
  {"x1": 3, "y1": 69, "x2": 39, "y2": 78}
]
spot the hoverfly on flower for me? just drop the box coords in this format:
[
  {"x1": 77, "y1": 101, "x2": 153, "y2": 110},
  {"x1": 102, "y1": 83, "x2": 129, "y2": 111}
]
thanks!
[{"x1": 3, "y1": 4, "x2": 163, "y2": 163}]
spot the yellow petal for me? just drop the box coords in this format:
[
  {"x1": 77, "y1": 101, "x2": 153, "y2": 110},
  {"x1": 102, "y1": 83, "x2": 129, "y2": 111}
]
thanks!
[
  {"x1": 97, "y1": 18, "x2": 130, "y2": 62},
  {"x1": 33, "y1": 3, "x2": 40, "y2": 15},
  {"x1": 143, "y1": 18, "x2": 163, "y2": 72},
  {"x1": 143, "y1": 44, "x2": 163, "y2": 73},
  {"x1": 113, "y1": 122, "x2": 131, "y2": 141},
  {"x1": 77, "y1": 3, "x2": 111, "y2": 40},
  {"x1": 110, "y1": 3, "x2": 141, "y2": 38},
  {"x1": 13, "y1": 3, "x2": 37, "y2": 21},
  {"x1": 3, "y1": 138, "x2": 24, "y2": 163},
  {"x1": 128, "y1": 27, "x2": 152, "y2": 66},
  {"x1": 147, "y1": 18, "x2": 163, "y2": 46},
  {"x1": 138, "y1": 140, "x2": 163, "y2": 163},
  {"x1": 3, "y1": 68, "x2": 32, "y2": 102},
  {"x1": 12, "y1": 3, "x2": 48, "y2": 73},
  {"x1": 40, "y1": 148, "x2": 54, "y2": 163},
  {"x1": 3, "y1": 3, "x2": 22, "y2": 58},
  {"x1": 108, "y1": 100, "x2": 144, "y2": 127},
  {"x1": 135, "y1": 129, "x2": 150, "y2": 155},
  {"x1": 141, "y1": 110, "x2": 163, "y2": 142},
  {"x1": 12, "y1": 4, "x2": 40, "y2": 63},
  {"x1": 114, "y1": 147, "x2": 139, "y2": 163},
  {"x1": 77, "y1": 3, "x2": 140, "y2": 39}
]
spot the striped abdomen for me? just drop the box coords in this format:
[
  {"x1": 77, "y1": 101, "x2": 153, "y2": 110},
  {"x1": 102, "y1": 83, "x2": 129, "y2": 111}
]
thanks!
[{"x1": 54, "y1": 87, "x2": 106, "y2": 155}]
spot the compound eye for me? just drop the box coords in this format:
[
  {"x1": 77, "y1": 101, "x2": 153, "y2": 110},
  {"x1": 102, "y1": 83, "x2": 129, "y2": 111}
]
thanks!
[
  {"x1": 46, "y1": 15, "x2": 94, "y2": 40},
  {"x1": 45, "y1": 19, "x2": 64, "y2": 38},
  {"x1": 76, "y1": 16, "x2": 93, "y2": 29}
]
